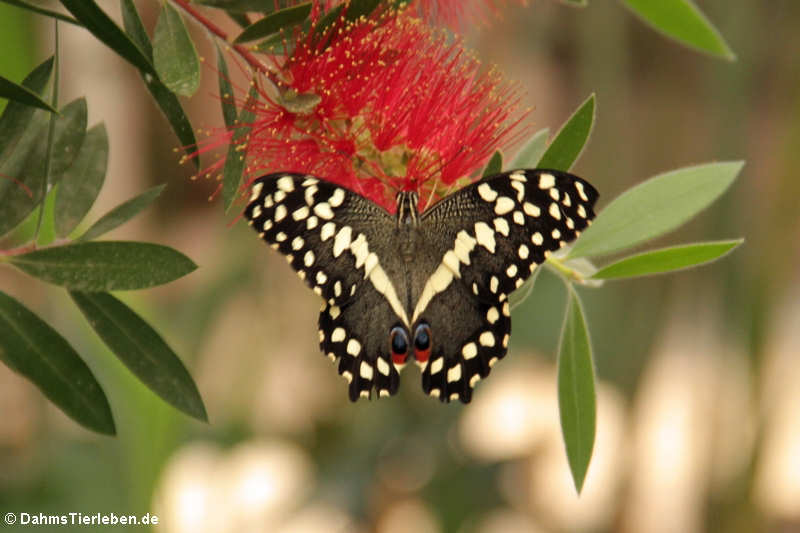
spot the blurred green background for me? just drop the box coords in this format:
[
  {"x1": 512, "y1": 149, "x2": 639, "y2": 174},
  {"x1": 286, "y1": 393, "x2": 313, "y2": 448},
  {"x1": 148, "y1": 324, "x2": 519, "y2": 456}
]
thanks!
[{"x1": 2, "y1": 1, "x2": 800, "y2": 532}]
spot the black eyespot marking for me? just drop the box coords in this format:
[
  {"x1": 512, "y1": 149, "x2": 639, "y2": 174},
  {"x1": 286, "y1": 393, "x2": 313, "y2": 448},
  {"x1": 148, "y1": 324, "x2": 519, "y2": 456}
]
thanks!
[{"x1": 390, "y1": 326, "x2": 409, "y2": 365}]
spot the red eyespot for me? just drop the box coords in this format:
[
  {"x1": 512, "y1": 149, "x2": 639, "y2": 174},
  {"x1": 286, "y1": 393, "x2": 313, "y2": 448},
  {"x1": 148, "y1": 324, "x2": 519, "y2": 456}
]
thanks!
[
  {"x1": 413, "y1": 323, "x2": 432, "y2": 363},
  {"x1": 390, "y1": 326, "x2": 409, "y2": 365}
]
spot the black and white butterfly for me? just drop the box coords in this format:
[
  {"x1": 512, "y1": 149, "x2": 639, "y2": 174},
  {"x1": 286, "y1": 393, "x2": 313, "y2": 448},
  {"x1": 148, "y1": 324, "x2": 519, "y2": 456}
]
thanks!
[{"x1": 244, "y1": 169, "x2": 598, "y2": 403}]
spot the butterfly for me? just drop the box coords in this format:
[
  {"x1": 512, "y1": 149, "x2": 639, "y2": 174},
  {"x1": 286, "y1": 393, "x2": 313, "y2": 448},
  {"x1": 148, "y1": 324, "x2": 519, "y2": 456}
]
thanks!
[{"x1": 244, "y1": 169, "x2": 598, "y2": 403}]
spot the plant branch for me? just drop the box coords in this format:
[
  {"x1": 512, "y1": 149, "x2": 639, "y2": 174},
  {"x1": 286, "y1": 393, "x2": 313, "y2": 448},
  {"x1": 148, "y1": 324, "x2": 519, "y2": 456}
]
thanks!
[{"x1": 170, "y1": 0, "x2": 273, "y2": 79}]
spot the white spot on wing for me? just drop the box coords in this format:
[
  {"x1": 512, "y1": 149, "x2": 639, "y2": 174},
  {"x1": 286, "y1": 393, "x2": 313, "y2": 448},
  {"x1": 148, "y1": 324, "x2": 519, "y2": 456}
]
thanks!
[
  {"x1": 494, "y1": 196, "x2": 515, "y2": 215},
  {"x1": 523, "y1": 202, "x2": 540, "y2": 217},
  {"x1": 474, "y1": 222, "x2": 496, "y2": 253},
  {"x1": 478, "y1": 183, "x2": 498, "y2": 202},
  {"x1": 348, "y1": 339, "x2": 362, "y2": 356},
  {"x1": 249, "y1": 182, "x2": 263, "y2": 202},
  {"x1": 329, "y1": 188, "x2": 346, "y2": 207},
  {"x1": 292, "y1": 206, "x2": 309, "y2": 220},
  {"x1": 479, "y1": 331, "x2": 495, "y2": 347},
  {"x1": 277, "y1": 176, "x2": 295, "y2": 192},
  {"x1": 304, "y1": 250, "x2": 315, "y2": 267},
  {"x1": 331, "y1": 327, "x2": 346, "y2": 342},
  {"x1": 493, "y1": 217, "x2": 510, "y2": 237},
  {"x1": 575, "y1": 180, "x2": 589, "y2": 201},
  {"x1": 274, "y1": 204, "x2": 287, "y2": 222},
  {"x1": 320, "y1": 222, "x2": 336, "y2": 241},
  {"x1": 314, "y1": 202, "x2": 334, "y2": 219},
  {"x1": 487, "y1": 307, "x2": 499, "y2": 324},
  {"x1": 512, "y1": 210, "x2": 525, "y2": 225},
  {"x1": 430, "y1": 358, "x2": 443, "y2": 374},
  {"x1": 333, "y1": 226, "x2": 352, "y2": 257},
  {"x1": 447, "y1": 365, "x2": 462, "y2": 383},
  {"x1": 510, "y1": 180, "x2": 525, "y2": 202},
  {"x1": 549, "y1": 203, "x2": 561, "y2": 220},
  {"x1": 377, "y1": 358, "x2": 390, "y2": 376},
  {"x1": 462, "y1": 342, "x2": 477, "y2": 360},
  {"x1": 538, "y1": 173, "x2": 555, "y2": 189}
]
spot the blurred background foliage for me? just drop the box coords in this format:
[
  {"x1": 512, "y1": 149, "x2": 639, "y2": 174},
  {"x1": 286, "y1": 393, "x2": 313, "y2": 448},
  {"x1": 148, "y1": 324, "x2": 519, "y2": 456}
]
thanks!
[{"x1": 1, "y1": 1, "x2": 800, "y2": 532}]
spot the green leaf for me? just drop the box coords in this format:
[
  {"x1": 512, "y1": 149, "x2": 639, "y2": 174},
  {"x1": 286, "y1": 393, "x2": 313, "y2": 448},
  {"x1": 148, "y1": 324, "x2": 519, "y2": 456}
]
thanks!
[
  {"x1": 121, "y1": 0, "x2": 198, "y2": 167},
  {"x1": 509, "y1": 128, "x2": 549, "y2": 169},
  {"x1": 59, "y1": 0, "x2": 155, "y2": 76},
  {"x1": 591, "y1": 239, "x2": 743, "y2": 280},
  {"x1": 482, "y1": 150, "x2": 503, "y2": 177},
  {"x1": 55, "y1": 123, "x2": 108, "y2": 237},
  {"x1": 568, "y1": 161, "x2": 743, "y2": 258},
  {"x1": 47, "y1": 97, "x2": 88, "y2": 180},
  {"x1": 193, "y1": 0, "x2": 279, "y2": 12},
  {"x1": 223, "y1": 83, "x2": 258, "y2": 212},
  {"x1": 70, "y1": 291, "x2": 207, "y2": 422},
  {"x1": 0, "y1": 97, "x2": 87, "y2": 237},
  {"x1": 0, "y1": 290, "x2": 115, "y2": 435},
  {"x1": 537, "y1": 93, "x2": 595, "y2": 172},
  {"x1": 120, "y1": 0, "x2": 153, "y2": 60},
  {"x1": 0, "y1": 74, "x2": 57, "y2": 113},
  {"x1": 216, "y1": 44, "x2": 237, "y2": 128},
  {"x1": 153, "y1": 2, "x2": 201, "y2": 97},
  {"x1": 234, "y1": 3, "x2": 312, "y2": 43},
  {"x1": 1, "y1": 0, "x2": 81, "y2": 24},
  {"x1": 78, "y1": 184, "x2": 166, "y2": 242},
  {"x1": 559, "y1": 0, "x2": 588, "y2": 6},
  {"x1": 557, "y1": 288, "x2": 596, "y2": 493},
  {"x1": 9, "y1": 241, "x2": 197, "y2": 291},
  {"x1": 0, "y1": 57, "x2": 53, "y2": 161},
  {"x1": 621, "y1": 0, "x2": 735, "y2": 61}
]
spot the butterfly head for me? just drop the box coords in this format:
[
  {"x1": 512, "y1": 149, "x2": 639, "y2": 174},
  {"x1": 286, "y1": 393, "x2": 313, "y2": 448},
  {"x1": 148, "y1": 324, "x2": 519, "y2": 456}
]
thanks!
[
  {"x1": 389, "y1": 321, "x2": 432, "y2": 369},
  {"x1": 395, "y1": 190, "x2": 419, "y2": 227}
]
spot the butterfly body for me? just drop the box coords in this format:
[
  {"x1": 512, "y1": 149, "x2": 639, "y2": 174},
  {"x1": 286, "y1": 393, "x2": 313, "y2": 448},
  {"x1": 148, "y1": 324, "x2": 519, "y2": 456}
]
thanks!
[{"x1": 244, "y1": 169, "x2": 598, "y2": 403}]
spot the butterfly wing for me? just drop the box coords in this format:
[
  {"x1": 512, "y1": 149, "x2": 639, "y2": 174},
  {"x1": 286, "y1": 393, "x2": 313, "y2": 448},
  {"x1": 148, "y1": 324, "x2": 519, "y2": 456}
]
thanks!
[
  {"x1": 244, "y1": 173, "x2": 404, "y2": 400},
  {"x1": 415, "y1": 169, "x2": 599, "y2": 402}
]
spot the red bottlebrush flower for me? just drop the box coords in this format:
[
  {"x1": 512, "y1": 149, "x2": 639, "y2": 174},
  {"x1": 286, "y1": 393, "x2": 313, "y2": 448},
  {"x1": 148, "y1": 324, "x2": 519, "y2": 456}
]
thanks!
[{"x1": 195, "y1": 8, "x2": 526, "y2": 212}]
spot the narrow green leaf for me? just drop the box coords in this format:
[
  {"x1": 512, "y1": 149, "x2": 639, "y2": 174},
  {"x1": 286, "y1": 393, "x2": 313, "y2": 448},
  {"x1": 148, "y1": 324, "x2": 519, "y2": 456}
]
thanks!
[
  {"x1": 558, "y1": 288, "x2": 596, "y2": 493},
  {"x1": 621, "y1": 0, "x2": 735, "y2": 60},
  {"x1": 569, "y1": 161, "x2": 743, "y2": 258},
  {"x1": 70, "y1": 291, "x2": 208, "y2": 422},
  {"x1": 1, "y1": 0, "x2": 81, "y2": 24},
  {"x1": 153, "y1": 2, "x2": 200, "y2": 97},
  {"x1": 559, "y1": 0, "x2": 588, "y2": 6},
  {"x1": 510, "y1": 128, "x2": 549, "y2": 169},
  {"x1": 482, "y1": 150, "x2": 503, "y2": 177},
  {"x1": 0, "y1": 74, "x2": 57, "y2": 113},
  {"x1": 47, "y1": 97, "x2": 88, "y2": 180},
  {"x1": 0, "y1": 97, "x2": 87, "y2": 237},
  {"x1": 121, "y1": 0, "x2": 198, "y2": 167},
  {"x1": 143, "y1": 72, "x2": 199, "y2": 167},
  {"x1": 0, "y1": 57, "x2": 53, "y2": 160},
  {"x1": 538, "y1": 93, "x2": 595, "y2": 172},
  {"x1": 59, "y1": 0, "x2": 155, "y2": 75},
  {"x1": 120, "y1": 0, "x2": 153, "y2": 60},
  {"x1": 223, "y1": 84, "x2": 258, "y2": 212},
  {"x1": 0, "y1": 290, "x2": 115, "y2": 435},
  {"x1": 234, "y1": 3, "x2": 311, "y2": 43},
  {"x1": 78, "y1": 184, "x2": 166, "y2": 242},
  {"x1": 9, "y1": 241, "x2": 197, "y2": 291},
  {"x1": 55, "y1": 123, "x2": 108, "y2": 237},
  {"x1": 591, "y1": 239, "x2": 743, "y2": 280},
  {"x1": 193, "y1": 0, "x2": 279, "y2": 12},
  {"x1": 216, "y1": 44, "x2": 237, "y2": 128}
]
